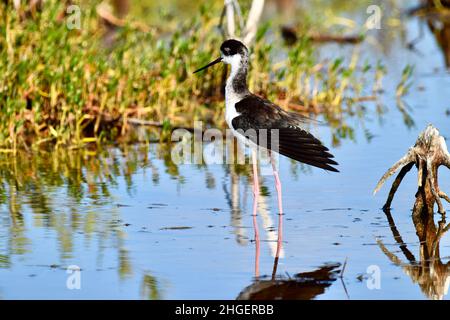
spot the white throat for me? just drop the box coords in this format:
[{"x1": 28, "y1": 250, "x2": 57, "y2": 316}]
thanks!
[
  {"x1": 223, "y1": 54, "x2": 247, "y2": 130},
  {"x1": 224, "y1": 54, "x2": 242, "y2": 90}
]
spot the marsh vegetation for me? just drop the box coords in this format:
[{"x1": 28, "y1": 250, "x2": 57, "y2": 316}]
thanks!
[{"x1": 1, "y1": 0, "x2": 416, "y2": 151}]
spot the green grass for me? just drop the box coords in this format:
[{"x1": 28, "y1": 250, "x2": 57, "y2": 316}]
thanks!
[{"x1": 0, "y1": 0, "x2": 389, "y2": 151}]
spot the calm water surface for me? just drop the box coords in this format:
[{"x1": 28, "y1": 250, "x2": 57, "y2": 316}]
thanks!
[{"x1": 1, "y1": 1, "x2": 450, "y2": 299}]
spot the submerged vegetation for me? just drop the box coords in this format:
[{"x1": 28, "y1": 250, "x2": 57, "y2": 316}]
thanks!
[{"x1": 0, "y1": 0, "x2": 407, "y2": 151}]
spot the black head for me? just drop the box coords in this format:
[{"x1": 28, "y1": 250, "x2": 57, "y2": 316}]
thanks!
[
  {"x1": 220, "y1": 39, "x2": 248, "y2": 57},
  {"x1": 193, "y1": 39, "x2": 248, "y2": 74}
]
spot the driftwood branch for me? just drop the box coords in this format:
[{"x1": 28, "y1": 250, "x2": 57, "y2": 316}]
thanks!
[
  {"x1": 373, "y1": 150, "x2": 415, "y2": 195},
  {"x1": 126, "y1": 118, "x2": 196, "y2": 133},
  {"x1": 220, "y1": 0, "x2": 265, "y2": 45},
  {"x1": 374, "y1": 125, "x2": 450, "y2": 214},
  {"x1": 12, "y1": 0, "x2": 44, "y2": 20},
  {"x1": 225, "y1": 0, "x2": 236, "y2": 38},
  {"x1": 281, "y1": 26, "x2": 364, "y2": 45},
  {"x1": 96, "y1": 0, "x2": 152, "y2": 48},
  {"x1": 381, "y1": 162, "x2": 414, "y2": 211},
  {"x1": 243, "y1": 0, "x2": 265, "y2": 44}
]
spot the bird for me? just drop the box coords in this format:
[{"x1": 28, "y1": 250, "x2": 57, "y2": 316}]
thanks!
[{"x1": 194, "y1": 39, "x2": 338, "y2": 261}]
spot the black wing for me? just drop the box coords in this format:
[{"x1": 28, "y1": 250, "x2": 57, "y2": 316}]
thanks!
[{"x1": 232, "y1": 95, "x2": 338, "y2": 172}]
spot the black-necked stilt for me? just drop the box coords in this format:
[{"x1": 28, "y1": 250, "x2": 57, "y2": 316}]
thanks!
[
  {"x1": 194, "y1": 39, "x2": 338, "y2": 172},
  {"x1": 194, "y1": 39, "x2": 338, "y2": 266}
]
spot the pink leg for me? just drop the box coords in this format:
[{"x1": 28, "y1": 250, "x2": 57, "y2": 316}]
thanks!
[
  {"x1": 252, "y1": 213, "x2": 260, "y2": 279},
  {"x1": 251, "y1": 149, "x2": 260, "y2": 278},
  {"x1": 270, "y1": 152, "x2": 284, "y2": 216},
  {"x1": 270, "y1": 152, "x2": 283, "y2": 274},
  {"x1": 252, "y1": 149, "x2": 260, "y2": 217},
  {"x1": 271, "y1": 212, "x2": 282, "y2": 278}
]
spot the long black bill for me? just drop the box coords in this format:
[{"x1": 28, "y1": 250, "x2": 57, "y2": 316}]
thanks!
[{"x1": 193, "y1": 57, "x2": 222, "y2": 74}]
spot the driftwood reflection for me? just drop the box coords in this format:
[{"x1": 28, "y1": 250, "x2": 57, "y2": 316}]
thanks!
[
  {"x1": 426, "y1": 13, "x2": 450, "y2": 68},
  {"x1": 409, "y1": 0, "x2": 450, "y2": 68},
  {"x1": 378, "y1": 208, "x2": 450, "y2": 300}
]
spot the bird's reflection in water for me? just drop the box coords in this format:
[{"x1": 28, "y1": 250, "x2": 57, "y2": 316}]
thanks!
[
  {"x1": 378, "y1": 209, "x2": 450, "y2": 300},
  {"x1": 224, "y1": 141, "x2": 285, "y2": 258},
  {"x1": 237, "y1": 157, "x2": 340, "y2": 299},
  {"x1": 224, "y1": 141, "x2": 341, "y2": 300},
  {"x1": 239, "y1": 212, "x2": 341, "y2": 300},
  {"x1": 236, "y1": 263, "x2": 341, "y2": 300}
]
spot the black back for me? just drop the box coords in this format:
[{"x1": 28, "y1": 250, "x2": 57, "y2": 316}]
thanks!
[{"x1": 231, "y1": 94, "x2": 339, "y2": 172}]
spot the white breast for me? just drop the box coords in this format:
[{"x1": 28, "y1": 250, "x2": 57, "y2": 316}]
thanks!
[
  {"x1": 225, "y1": 85, "x2": 256, "y2": 149},
  {"x1": 225, "y1": 88, "x2": 241, "y2": 130},
  {"x1": 223, "y1": 53, "x2": 253, "y2": 147},
  {"x1": 224, "y1": 54, "x2": 245, "y2": 130}
]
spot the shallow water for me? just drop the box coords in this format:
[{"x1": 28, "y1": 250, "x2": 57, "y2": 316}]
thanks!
[{"x1": 1, "y1": 1, "x2": 450, "y2": 299}]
